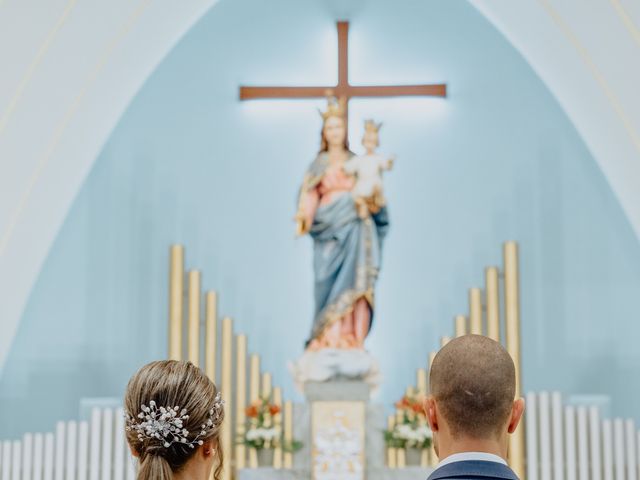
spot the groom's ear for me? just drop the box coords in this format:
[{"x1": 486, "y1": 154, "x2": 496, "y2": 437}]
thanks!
[
  {"x1": 424, "y1": 395, "x2": 439, "y2": 432},
  {"x1": 507, "y1": 397, "x2": 525, "y2": 434}
]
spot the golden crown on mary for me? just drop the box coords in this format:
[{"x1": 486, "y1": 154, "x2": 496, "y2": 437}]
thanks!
[{"x1": 319, "y1": 94, "x2": 347, "y2": 120}]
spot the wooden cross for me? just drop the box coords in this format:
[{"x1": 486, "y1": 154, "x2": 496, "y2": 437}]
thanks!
[{"x1": 239, "y1": 21, "x2": 447, "y2": 122}]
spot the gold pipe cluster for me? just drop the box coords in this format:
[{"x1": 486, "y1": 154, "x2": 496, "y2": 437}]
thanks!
[
  {"x1": 388, "y1": 242, "x2": 525, "y2": 477},
  {"x1": 167, "y1": 245, "x2": 295, "y2": 478}
]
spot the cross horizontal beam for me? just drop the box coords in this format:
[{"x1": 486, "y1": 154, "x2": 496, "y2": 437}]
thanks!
[{"x1": 239, "y1": 84, "x2": 446, "y2": 100}]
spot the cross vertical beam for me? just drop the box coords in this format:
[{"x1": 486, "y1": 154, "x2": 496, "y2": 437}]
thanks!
[{"x1": 239, "y1": 21, "x2": 447, "y2": 124}]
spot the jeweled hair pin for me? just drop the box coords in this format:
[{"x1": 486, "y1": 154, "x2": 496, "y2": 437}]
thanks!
[{"x1": 125, "y1": 392, "x2": 224, "y2": 449}]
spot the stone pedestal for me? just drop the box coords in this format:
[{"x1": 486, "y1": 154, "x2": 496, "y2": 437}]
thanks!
[{"x1": 237, "y1": 380, "x2": 434, "y2": 480}]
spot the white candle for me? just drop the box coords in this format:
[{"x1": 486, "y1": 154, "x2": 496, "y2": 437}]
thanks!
[
  {"x1": 577, "y1": 407, "x2": 588, "y2": 480},
  {"x1": 602, "y1": 420, "x2": 614, "y2": 480},
  {"x1": 113, "y1": 410, "x2": 125, "y2": 480},
  {"x1": 34, "y1": 433, "x2": 44, "y2": 480},
  {"x1": 525, "y1": 392, "x2": 539, "y2": 480},
  {"x1": 11, "y1": 441, "x2": 20, "y2": 480},
  {"x1": 551, "y1": 392, "x2": 564, "y2": 480},
  {"x1": 588, "y1": 407, "x2": 601, "y2": 480},
  {"x1": 22, "y1": 434, "x2": 33, "y2": 480},
  {"x1": 2, "y1": 441, "x2": 12, "y2": 480},
  {"x1": 89, "y1": 409, "x2": 100, "y2": 480},
  {"x1": 565, "y1": 406, "x2": 577, "y2": 480},
  {"x1": 613, "y1": 419, "x2": 624, "y2": 480},
  {"x1": 65, "y1": 421, "x2": 77, "y2": 480},
  {"x1": 539, "y1": 392, "x2": 551, "y2": 480},
  {"x1": 44, "y1": 434, "x2": 54, "y2": 480},
  {"x1": 101, "y1": 410, "x2": 113, "y2": 480},
  {"x1": 77, "y1": 422, "x2": 89, "y2": 480},
  {"x1": 55, "y1": 422, "x2": 65, "y2": 480},
  {"x1": 637, "y1": 432, "x2": 640, "y2": 480},
  {"x1": 625, "y1": 420, "x2": 637, "y2": 480}
]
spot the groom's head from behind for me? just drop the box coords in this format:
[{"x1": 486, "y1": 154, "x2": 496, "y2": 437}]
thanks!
[{"x1": 425, "y1": 335, "x2": 524, "y2": 460}]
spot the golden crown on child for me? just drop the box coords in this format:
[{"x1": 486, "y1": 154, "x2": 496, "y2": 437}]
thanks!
[{"x1": 364, "y1": 119, "x2": 383, "y2": 133}]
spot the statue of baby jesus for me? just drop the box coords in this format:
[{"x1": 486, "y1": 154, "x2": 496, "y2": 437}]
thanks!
[{"x1": 344, "y1": 120, "x2": 395, "y2": 219}]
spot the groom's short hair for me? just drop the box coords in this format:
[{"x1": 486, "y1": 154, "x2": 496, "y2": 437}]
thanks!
[{"x1": 430, "y1": 335, "x2": 516, "y2": 439}]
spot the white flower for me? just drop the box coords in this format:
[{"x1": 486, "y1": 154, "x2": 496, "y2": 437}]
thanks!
[
  {"x1": 246, "y1": 427, "x2": 280, "y2": 442},
  {"x1": 393, "y1": 424, "x2": 432, "y2": 445}
]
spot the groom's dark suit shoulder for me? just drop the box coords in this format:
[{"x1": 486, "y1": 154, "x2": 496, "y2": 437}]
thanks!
[{"x1": 427, "y1": 460, "x2": 518, "y2": 480}]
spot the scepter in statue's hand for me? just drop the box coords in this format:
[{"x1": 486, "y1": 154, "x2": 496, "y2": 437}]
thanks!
[
  {"x1": 295, "y1": 213, "x2": 309, "y2": 236},
  {"x1": 295, "y1": 174, "x2": 316, "y2": 236}
]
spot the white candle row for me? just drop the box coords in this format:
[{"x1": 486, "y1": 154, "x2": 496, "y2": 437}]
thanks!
[
  {"x1": 0, "y1": 409, "x2": 135, "y2": 480},
  {"x1": 524, "y1": 391, "x2": 640, "y2": 480}
]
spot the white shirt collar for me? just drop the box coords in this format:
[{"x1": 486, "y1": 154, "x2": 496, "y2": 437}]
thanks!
[{"x1": 436, "y1": 451, "x2": 508, "y2": 469}]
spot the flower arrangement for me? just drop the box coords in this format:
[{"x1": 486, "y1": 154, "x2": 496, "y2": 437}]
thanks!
[
  {"x1": 242, "y1": 397, "x2": 302, "y2": 452},
  {"x1": 384, "y1": 393, "x2": 433, "y2": 449}
]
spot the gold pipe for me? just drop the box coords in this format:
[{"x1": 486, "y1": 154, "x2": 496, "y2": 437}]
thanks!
[
  {"x1": 249, "y1": 354, "x2": 261, "y2": 402},
  {"x1": 261, "y1": 373, "x2": 273, "y2": 453},
  {"x1": 417, "y1": 368, "x2": 429, "y2": 467},
  {"x1": 428, "y1": 350, "x2": 438, "y2": 465},
  {"x1": 249, "y1": 445, "x2": 258, "y2": 468},
  {"x1": 187, "y1": 270, "x2": 201, "y2": 366},
  {"x1": 283, "y1": 401, "x2": 293, "y2": 468},
  {"x1": 416, "y1": 369, "x2": 427, "y2": 396},
  {"x1": 168, "y1": 245, "x2": 184, "y2": 361},
  {"x1": 386, "y1": 415, "x2": 397, "y2": 468},
  {"x1": 205, "y1": 291, "x2": 217, "y2": 383},
  {"x1": 397, "y1": 448, "x2": 406, "y2": 468},
  {"x1": 395, "y1": 405, "x2": 403, "y2": 424},
  {"x1": 440, "y1": 336, "x2": 451, "y2": 347},
  {"x1": 273, "y1": 387, "x2": 283, "y2": 469},
  {"x1": 248, "y1": 354, "x2": 261, "y2": 468},
  {"x1": 421, "y1": 449, "x2": 429, "y2": 468},
  {"x1": 430, "y1": 442, "x2": 438, "y2": 466},
  {"x1": 485, "y1": 267, "x2": 500, "y2": 342},
  {"x1": 235, "y1": 335, "x2": 247, "y2": 470},
  {"x1": 504, "y1": 241, "x2": 524, "y2": 479},
  {"x1": 469, "y1": 287, "x2": 483, "y2": 335},
  {"x1": 454, "y1": 315, "x2": 467, "y2": 337},
  {"x1": 220, "y1": 318, "x2": 233, "y2": 480},
  {"x1": 262, "y1": 372, "x2": 272, "y2": 400}
]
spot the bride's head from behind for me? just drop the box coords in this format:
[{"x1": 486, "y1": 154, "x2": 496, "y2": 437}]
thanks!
[{"x1": 124, "y1": 360, "x2": 224, "y2": 480}]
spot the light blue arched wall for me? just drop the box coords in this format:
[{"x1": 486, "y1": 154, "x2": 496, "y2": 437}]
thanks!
[{"x1": 2, "y1": 0, "x2": 640, "y2": 437}]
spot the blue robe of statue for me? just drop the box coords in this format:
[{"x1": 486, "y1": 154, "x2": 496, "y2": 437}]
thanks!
[{"x1": 299, "y1": 152, "x2": 390, "y2": 346}]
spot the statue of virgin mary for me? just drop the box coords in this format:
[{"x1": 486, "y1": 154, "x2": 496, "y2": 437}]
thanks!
[{"x1": 296, "y1": 98, "x2": 389, "y2": 352}]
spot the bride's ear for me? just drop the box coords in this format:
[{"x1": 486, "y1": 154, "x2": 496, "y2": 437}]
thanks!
[
  {"x1": 201, "y1": 439, "x2": 217, "y2": 458},
  {"x1": 128, "y1": 444, "x2": 139, "y2": 458}
]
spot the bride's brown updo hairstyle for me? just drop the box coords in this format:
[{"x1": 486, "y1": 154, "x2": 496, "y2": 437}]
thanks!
[{"x1": 124, "y1": 360, "x2": 224, "y2": 480}]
